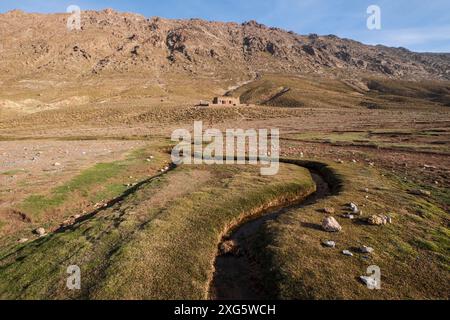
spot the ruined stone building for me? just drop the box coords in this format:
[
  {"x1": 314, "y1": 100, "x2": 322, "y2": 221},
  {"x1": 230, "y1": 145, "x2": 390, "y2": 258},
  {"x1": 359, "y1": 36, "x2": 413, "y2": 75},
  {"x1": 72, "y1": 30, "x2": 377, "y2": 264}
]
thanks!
[{"x1": 212, "y1": 96, "x2": 240, "y2": 106}]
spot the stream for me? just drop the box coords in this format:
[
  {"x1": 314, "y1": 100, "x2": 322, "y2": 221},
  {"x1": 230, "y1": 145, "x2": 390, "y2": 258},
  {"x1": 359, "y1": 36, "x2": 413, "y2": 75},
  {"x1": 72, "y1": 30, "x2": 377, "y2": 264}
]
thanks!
[{"x1": 209, "y1": 171, "x2": 332, "y2": 300}]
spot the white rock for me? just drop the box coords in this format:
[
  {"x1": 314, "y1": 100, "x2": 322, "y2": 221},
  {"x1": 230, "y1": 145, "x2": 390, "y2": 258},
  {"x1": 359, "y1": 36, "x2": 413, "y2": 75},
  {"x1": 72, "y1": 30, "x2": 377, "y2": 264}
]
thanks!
[
  {"x1": 322, "y1": 240, "x2": 336, "y2": 248},
  {"x1": 342, "y1": 250, "x2": 354, "y2": 257},
  {"x1": 322, "y1": 217, "x2": 342, "y2": 232},
  {"x1": 53, "y1": 162, "x2": 61, "y2": 166},
  {"x1": 360, "y1": 246, "x2": 374, "y2": 254},
  {"x1": 18, "y1": 238, "x2": 29, "y2": 244},
  {"x1": 34, "y1": 227, "x2": 46, "y2": 236},
  {"x1": 349, "y1": 203, "x2": 360, "y2": 214},
  {"x1": 360, "y1": 276, "x2": 379, "y2": 288},
  {"x1": 342, "y1": 214, "x2": 355, "y2": 220}
]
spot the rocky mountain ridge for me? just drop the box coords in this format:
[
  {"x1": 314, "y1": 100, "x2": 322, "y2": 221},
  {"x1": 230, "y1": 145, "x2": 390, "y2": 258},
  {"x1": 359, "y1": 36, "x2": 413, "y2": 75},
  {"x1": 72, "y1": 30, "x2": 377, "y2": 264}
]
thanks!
[{"x1": 0, "y1": 9, "x2": 449, "y2": 82}]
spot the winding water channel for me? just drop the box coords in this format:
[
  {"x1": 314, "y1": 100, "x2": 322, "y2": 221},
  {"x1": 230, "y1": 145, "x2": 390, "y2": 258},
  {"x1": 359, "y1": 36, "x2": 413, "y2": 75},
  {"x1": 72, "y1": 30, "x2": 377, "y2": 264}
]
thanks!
[{"x1": 209, "y1": 168, "x2": 334, "y2": 300}]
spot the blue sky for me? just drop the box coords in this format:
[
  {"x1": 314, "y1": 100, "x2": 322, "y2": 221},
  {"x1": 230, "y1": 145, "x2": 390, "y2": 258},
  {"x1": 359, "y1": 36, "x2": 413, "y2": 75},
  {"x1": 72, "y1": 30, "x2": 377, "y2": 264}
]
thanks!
[{"x1": 1, "y1": 0, "x2": 449, "y2": 52}]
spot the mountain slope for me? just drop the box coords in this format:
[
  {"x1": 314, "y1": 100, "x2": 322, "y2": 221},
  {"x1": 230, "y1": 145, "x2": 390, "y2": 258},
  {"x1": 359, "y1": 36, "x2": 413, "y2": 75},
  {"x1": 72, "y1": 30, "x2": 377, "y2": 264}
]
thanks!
[{"x1": 0, "y1": 9, "x2": 449, "y2": 82}]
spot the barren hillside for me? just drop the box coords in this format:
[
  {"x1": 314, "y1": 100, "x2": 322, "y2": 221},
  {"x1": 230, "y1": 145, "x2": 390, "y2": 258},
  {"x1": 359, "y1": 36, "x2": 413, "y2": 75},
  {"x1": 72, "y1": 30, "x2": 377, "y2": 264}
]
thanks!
[{"x1": 0, "y1": 8, "x2": 449, "y2": 82}]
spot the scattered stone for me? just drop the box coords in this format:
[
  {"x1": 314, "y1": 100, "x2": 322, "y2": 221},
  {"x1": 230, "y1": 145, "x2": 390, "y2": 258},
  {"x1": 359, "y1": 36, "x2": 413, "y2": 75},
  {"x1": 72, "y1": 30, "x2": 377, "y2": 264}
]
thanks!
[
  {"x1": 367, "y1": 214, "x2": 392, "y2": 226},
  {"x1": 18, "y1": 238, "x2": 29, "y2": 244},
  {"x1": 367, "y1": 215, "x2": 384, "y2": 226},
  {"x1": 220, "y1": 240, "x2": 240, "y2": 255},
  {"x1": 342, "y1": 214, "x2": 355, "y2": 220},
  {"x1": 368, "y1": 162, "x2": 375, "y2": 167},
  {"x1": 352, "y1": 159, "x2": 357, "y2": 163},
  {"x1": 322, "y1": 240, "x2": 336, "y2": 248},
  {"x1": 323, "y1": 207, "x2": 335, "y2": 214},
  {"x1": 322, "y1": 216, "x2": 342, "y2": 232},
  {"x1": 61, "y1": 219, "x2": 73, "y2": 227},
  {"x1": 34, "y1": 227, "x2": 46, "y2": 236},
  {"x1": 411, "y1": 189, "x2": 431, "y2": 197},
  {"x1": 73, "y1": 214, "x2": 81, "y2": 219},
  {"x1": 336, "y1": 159, "x2": 344, "y2": 164},
  {"x1": 360, "y1": 276, "x2": 379, "y2": 288},
  {"x1": 342, "y1": 250, "x2": 354, "y2": 257},
  {"x1": 360, "y1": 246, "x2": 374, "y2": 254},
  {"x1": 349, "y1": 203, "x2": 360, "y2": 214},
  {"x1": 53, "y1": 162, "x2": 61, "y2": 166},
  {"x1": 364, "y1": 188, "x2": 369, "y2": 193}
]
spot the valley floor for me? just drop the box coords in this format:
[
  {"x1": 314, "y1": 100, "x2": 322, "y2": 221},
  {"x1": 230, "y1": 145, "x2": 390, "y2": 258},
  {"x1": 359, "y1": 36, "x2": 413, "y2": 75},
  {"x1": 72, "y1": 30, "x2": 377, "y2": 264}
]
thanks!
[{"x1": 0, "y1": 97, "x2": 449, "y2": 300}]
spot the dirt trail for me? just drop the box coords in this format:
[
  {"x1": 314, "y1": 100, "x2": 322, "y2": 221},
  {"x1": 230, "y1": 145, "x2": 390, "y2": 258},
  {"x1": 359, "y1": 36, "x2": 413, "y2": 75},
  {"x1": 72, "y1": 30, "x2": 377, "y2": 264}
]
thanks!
[{"x1": 208, "y1": 170, "x2": 332, "y2": 300}]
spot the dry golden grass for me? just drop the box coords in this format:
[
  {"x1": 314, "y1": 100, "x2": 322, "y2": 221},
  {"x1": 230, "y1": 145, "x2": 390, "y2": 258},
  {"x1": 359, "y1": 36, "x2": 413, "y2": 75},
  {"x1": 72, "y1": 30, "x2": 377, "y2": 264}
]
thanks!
[
  {"x1": 252, "y1": 153, "x2": 449, "y2": 300},
  {"x1": 0, "y1": 160, "x2": 314, "y2": 299}
]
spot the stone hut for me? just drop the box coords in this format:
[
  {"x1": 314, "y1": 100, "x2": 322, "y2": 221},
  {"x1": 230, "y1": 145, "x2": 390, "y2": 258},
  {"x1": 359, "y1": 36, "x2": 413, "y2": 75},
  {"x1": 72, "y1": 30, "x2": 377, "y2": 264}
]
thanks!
[{"x1": 212, "y1": 96, "x2": 240, "y2": 106}]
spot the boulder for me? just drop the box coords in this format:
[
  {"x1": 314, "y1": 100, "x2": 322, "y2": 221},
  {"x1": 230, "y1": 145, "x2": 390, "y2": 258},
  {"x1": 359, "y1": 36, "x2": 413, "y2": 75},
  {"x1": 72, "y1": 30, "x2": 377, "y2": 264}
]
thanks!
[
  {"x1": 368, "y1": 215, "x2": 385, "y2": 226},
  {"x1": 367, "y1": 214, "x2": 392, "y2": 226},
  {"x1": 34, "y1": 227, "x2": 46, "y2": 236},
  {"x1": 360, "y1": 276, "x2": 379, "y2": 288},
  {"x1": 360, "y1": 246, "x2": 374, "y2": 254},
  {"x1": 322, "y1": 240, "x2": 336, "y2": 248},
  {"x1": 322, "y1": 216, "x2": 342, "y2": 232},
  {"x1": 342, "y1": 250, "x2": 354, "y2": 257},
  {"x1": 349, "y1": 203, "x2": 360, "y2": 214}
]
